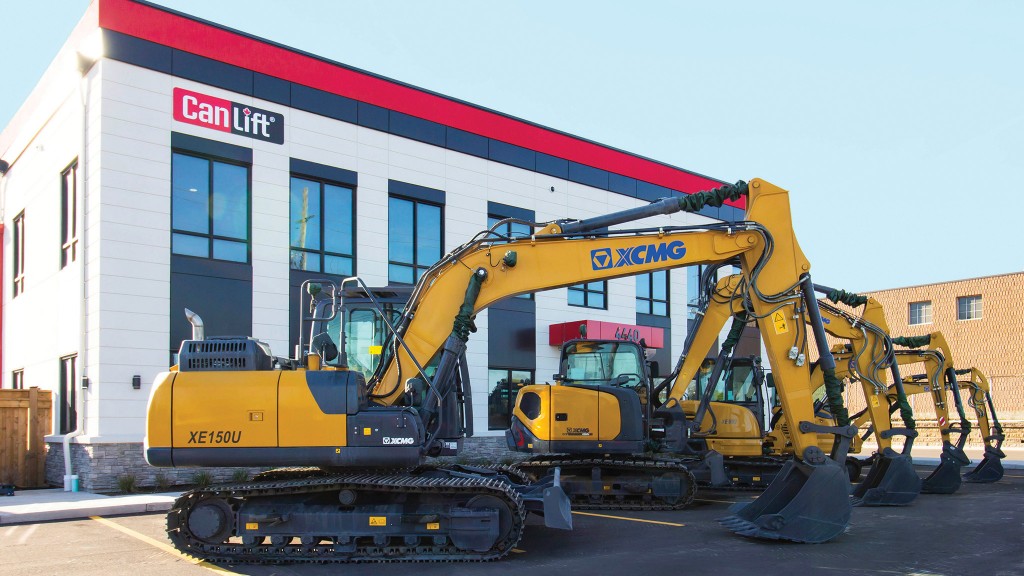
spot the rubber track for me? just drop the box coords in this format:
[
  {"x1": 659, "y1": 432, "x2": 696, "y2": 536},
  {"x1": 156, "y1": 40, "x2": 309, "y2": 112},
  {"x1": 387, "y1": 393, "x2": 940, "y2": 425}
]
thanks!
[
  {"x1": 515, "y1": 456, "x2": 697, "y2": 510},
  {"x1": 166, "y1": 471, "x2": 526, "y2": 564}
]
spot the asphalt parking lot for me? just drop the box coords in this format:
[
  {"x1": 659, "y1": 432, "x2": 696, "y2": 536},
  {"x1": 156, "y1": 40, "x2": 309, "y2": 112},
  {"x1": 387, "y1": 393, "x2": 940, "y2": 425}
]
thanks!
[{"x1": 2, "y1": 467, "x2": 1022, "y2": 576}]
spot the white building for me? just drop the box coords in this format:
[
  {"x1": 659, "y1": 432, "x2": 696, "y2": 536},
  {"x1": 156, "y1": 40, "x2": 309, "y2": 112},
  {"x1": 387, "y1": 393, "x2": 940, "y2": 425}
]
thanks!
[{"x1": 0, "y1": 0, "x2": 748, "y2": 491}]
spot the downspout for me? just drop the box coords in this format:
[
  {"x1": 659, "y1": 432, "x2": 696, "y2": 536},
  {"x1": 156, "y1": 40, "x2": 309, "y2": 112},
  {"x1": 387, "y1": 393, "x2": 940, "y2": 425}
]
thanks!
[{"x1": 63, "y1": 60, "x2": 93, "y2": 491}]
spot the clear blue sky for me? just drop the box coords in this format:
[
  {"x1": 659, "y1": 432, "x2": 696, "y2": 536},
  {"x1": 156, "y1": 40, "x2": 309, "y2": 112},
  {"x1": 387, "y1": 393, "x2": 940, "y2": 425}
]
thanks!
[{"x1": 3, "y1": 1, "x2": 1022, "y2": 292}]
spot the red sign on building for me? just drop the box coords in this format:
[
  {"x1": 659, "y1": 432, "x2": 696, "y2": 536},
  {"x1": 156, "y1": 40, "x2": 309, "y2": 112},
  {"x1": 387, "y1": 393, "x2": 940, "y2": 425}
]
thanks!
[{"x1": 548, "y1": 320, "x2": 664, "y2": 349}]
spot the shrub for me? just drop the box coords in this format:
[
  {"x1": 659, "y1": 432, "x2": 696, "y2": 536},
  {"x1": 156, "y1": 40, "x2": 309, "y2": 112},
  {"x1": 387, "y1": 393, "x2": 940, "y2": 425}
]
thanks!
[
  {"x1": 117, "y1": 474, "x2": 138, "y2": 494},
  {"x1": 154, "y1": 472, "x2": 171, "y2": 492},
  {"x1": 231, "y1": 469, "x2": 250, "y2": 483},
  {"x1": 192, "y1": 471, "x2": 213, "y2": 488}
]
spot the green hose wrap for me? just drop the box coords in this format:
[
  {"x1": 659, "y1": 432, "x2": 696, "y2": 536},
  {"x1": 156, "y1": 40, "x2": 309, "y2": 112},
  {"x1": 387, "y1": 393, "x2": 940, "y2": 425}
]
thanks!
[
  {"x1": 677, "y1": 180, "x2": 747, "y2": 213},
  {"x1": 892, "y1": 335, "x2": 931, "y2": 348},
  {"x1": 893, "y1": 387, "x2": 916, "y2": 430},
  {"x1": 453, "y1": 270, "x2": 485, "y2": 342},
  {"x1": 823, "y1": 367, "x2": 850, "y2": 427},
  {"x1": 825, "y1": 288, "x2": 868, "y2": 308},
  {"x1": 721, "y1": 312, "x2": 749, "y2": 353}
]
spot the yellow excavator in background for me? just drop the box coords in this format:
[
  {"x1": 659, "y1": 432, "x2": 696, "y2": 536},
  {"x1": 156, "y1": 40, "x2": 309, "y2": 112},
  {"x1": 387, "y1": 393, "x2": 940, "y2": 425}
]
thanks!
[
  {"x1": 505, "y1": 179, "x2": 859, "y2": 544},
  {"x1": 675, "y1": 275, "x2": 923, "y2": 506},
  {"x1": 891, "y1": 333, "x2": 1006, "y2": 483},
  {"x1": 144, "y1": 179, "x2": 856, "y2": 560}
]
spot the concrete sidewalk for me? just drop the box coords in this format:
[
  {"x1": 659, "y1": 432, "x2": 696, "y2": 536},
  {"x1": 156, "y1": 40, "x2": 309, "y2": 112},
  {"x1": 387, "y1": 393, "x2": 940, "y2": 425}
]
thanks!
[
  {"x1": 0, "y1": 489, "x2": 181, "y2": 525},
  {"x1": 861, "y1": 443, "x2": 1024, "y2": 469}
]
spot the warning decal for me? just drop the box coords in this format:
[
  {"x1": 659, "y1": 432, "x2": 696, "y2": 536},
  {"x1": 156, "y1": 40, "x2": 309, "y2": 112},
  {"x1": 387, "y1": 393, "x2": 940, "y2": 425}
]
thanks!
[{"x1": 772, "y1": 311, "x2": 790, "y2": 335}]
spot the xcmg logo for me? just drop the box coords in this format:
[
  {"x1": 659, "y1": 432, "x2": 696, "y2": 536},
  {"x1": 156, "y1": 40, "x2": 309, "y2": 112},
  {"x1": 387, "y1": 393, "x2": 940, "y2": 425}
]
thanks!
[
  {"x1": 591, "y1": 240, "x2": 686, "y2": 270},
  {"x1": 173, "y1": 87, "x2": 284, "y2": 144}
]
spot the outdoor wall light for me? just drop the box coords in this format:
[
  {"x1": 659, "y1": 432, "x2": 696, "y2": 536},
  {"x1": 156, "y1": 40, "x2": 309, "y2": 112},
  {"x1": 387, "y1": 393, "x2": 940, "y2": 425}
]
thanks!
[
  {"x1": 132, "y1": 375, "x2": 141, "y2": 390},
  {"x1": 0, "y1": 160, "x2": 9, "y2": 175},
  {"x1": 81, "y1": 376, "x2": 90, "y2": 390}
]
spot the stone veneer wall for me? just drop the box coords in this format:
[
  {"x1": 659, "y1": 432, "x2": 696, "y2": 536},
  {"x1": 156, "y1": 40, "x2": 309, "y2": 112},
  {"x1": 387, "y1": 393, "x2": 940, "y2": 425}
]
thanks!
[
  {"x1": 45, "y1": 437, "x2": 526, "y2": 493},
  {"x1": 45, "y1": 442, "x2": 261, "y2": 493}
]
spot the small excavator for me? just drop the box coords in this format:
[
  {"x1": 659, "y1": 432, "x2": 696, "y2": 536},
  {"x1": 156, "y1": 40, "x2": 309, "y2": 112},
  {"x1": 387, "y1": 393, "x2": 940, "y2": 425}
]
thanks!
[{"x1": 891, "y1": 332, "x2": 1006, "y2": 484}]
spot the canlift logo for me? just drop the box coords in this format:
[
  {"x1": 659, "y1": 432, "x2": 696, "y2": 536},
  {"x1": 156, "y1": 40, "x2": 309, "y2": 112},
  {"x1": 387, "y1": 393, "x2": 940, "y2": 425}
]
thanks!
[
  {"x1": 591, "y1": 240, "x2": 686, "y2": 270},
  {"x1": 173, "y1": 87, "x2": 284, "y2": 144}
]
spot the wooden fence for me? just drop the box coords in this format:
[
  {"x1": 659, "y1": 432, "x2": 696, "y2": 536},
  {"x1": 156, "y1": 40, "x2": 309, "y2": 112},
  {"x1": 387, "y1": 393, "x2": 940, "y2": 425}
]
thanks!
[{"x1": 0, "y1": 388, "x2": 53, "y2": 488}]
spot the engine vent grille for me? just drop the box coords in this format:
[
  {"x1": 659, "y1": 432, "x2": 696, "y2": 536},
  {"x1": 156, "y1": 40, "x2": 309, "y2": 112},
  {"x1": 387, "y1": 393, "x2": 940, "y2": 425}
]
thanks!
[{"x1": 178, "y1": 337, "x2": 273, "y2": 372}]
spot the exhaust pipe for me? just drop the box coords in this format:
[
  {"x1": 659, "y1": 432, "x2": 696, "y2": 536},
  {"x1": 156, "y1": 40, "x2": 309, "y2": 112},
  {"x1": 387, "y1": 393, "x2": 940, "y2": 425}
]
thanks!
[{"x1": 185, "y1": 308, "x2": 205, "y2": 341}]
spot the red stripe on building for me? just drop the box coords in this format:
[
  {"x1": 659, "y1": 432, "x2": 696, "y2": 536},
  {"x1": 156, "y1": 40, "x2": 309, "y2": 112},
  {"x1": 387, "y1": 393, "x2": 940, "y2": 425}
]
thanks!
[{"x1": 97, "y1": 0, "x2": 743, "y2": 208}]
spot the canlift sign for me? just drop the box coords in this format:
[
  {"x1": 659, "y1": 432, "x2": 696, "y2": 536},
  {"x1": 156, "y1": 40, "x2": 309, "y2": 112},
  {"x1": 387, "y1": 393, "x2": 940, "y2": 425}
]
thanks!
[{"x1": 173, "y1": 87, "x2": 284, "y2": 144}]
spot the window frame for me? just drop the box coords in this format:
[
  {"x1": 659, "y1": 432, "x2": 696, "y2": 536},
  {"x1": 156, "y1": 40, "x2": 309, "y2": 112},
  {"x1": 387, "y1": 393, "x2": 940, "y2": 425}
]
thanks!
[
  {"x1": 58, "y1": 355, "x2": 77, "y2": 435},
  {"x1": 956, "y1": 295, "x2": 983, "y2": 321},
  {"x1": 170, "y1": 150, "x2": 252, "y2": 264},
  {"x1": 568, "y1": 280, "x2": 607, "y2": 310},
  {"x1": 487, "y1": 213, "x2": 533, "y2": 300},
  {"x1": 388, "y1": 195, "x2": 444, "y2": 285},
  {"x1": 487, "y1": 367, "x2": 534, "y2": 431},
  {"x1": 12, "y1": 211, "x2": 25, "y2": 297},
  {"x1": 636, "y1": 270, "x2": 669, "y2": 317},
  {"x1": 908, "y1": 300, "x2": 932, "y2": 325},
  {"x1": 288, "y1": 173, "x2": 357, "y2": 277},
  {"x1": 60, "y1": 160, "x2": 78, "y2": 269}
]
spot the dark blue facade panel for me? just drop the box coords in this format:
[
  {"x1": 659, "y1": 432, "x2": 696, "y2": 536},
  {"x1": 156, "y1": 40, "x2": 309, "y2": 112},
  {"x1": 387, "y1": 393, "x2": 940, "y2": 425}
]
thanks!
[
  {"x1": 291, "y1": 84, "x2": 358, "y2": 124},
  {"x1": 568, "y1": 162, "x2": 609, "y2": 190}
]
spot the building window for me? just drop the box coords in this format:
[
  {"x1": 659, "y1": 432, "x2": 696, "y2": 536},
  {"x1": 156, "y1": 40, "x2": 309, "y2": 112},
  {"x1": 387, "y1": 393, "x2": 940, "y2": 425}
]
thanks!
[
  {"x1": 957, "y1": 295, "x2": 982, "y2": 321},
  {"x1": 61, "y1": 161, "x2": 78, "y2": 268},
  {"x1": 686, "y1": 265, "x2": 708, "y2": 320},
  {"x1": 488, "y1": 213, "x2": 532, "y2": 299},
  {"x1": 11, "y1": 369, "x2": 24, "y2": 390},
  {"x1": 908, "y1": 301, "x2": 932, "y2": 325},
  {"x1": 637, "y1": 270, "x2": 669, "y2": 316},
  {"x1": 12, "y1": 211, "x2": 25, "y2": 297},
  {"x1": 388, "y1": 196, "x2": 442, "y2": 284},
  {"x1": 289, "y1": 176, "x2": 355, "y2": 276},
  {"x1": 59, "y1": 355, "x2": 77, "y2": 435},
  {"x1": 568, "y1": 281, "x2": 606, "y2": 309},
  {"x1": 171, "y1": 152, "x2": 250, "y2": 263},
  {"x1": 488, "y1": 368, "x2": 533, "y2": 430}
]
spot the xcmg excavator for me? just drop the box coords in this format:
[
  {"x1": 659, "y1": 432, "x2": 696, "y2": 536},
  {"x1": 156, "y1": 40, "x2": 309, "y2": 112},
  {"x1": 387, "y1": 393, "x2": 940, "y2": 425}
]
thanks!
[
  {"x1": 143, "y1": 178, "x2": 852, "y2": 559},
  {"x1": 505, "y1": 179, "x2": 857, "y2": 543},
  {"x1": 619, "y1": 273, "x2": 923, "y2": 506},
  {"x1": 891, "y1": 333, "x2": 1006, "y2": 484}
]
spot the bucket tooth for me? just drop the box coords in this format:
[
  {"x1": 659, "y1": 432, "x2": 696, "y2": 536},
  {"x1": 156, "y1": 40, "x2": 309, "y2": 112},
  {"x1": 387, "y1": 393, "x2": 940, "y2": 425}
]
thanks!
[
  {"x1": 963, "y1": 445, "x2": 1006, "y2": 484},
  {"x1": 850, "y1": 448, "x2": 921, "y2": 506},
  {"x1": 719, "y1": 459, "x2": 850, "y2": 544}
]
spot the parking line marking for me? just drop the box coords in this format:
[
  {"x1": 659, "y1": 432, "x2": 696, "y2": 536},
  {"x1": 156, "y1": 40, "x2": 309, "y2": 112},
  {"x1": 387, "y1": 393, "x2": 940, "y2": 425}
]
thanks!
[
  {"x1": 571, "y1": 511, "x2": 685, "y2": 527},
  {"x1": 511, "y1": 548, "x2": 526, "y2": 553},
  {"x1": 694, "y1": 498, "x2": 738, "y2": 504},
  {"x1": 89, "y1": 516, "x2": 234, "y2": 574}
]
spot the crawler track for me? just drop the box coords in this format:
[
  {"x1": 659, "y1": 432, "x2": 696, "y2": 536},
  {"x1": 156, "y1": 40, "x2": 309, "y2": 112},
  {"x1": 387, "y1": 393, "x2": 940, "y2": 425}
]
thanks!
[
  {"x1": 166, "y1": 469, "x2": 526, "y2": 563},
  {"x1": 516, "y1": 456, "x2": 697, "y2": 510}
]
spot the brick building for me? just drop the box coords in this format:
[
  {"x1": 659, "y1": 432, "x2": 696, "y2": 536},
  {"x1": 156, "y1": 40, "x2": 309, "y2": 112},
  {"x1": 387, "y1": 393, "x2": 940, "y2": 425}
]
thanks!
[{"x1": 859, "y1": 272, "x2": 1023, "y2": 446}]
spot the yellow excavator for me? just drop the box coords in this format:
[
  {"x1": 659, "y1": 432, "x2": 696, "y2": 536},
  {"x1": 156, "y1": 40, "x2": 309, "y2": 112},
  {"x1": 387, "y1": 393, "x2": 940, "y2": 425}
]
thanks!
[
  {"x1": 143, "y1": 178, "x2": 854, "y2": 558},
  {"x1": 642, "y1": 273, "x2": 922, "y2": 506},
  {"x1": 890, "y1": 332, "x2": 1006, "y2": 484},
  {"x1": 505, "y1": 180, "x2": 858, "y2": 543}
]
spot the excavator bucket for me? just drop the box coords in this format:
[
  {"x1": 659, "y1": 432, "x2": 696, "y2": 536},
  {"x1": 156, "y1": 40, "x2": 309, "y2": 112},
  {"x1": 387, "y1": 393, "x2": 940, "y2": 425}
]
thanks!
[
  {"x1": 921, "y1": 454, "x2": 965, "y2": 494},
  {"x1": 850, "y1": 448, "x2": 921, "y2": 506},
  {"x1": 921, "y1": 444, "x2": 970, "y2": 494},
  {"x1": 963, "y1": 445, "x2": 1006, "y2": 483},
  {"x1": 719, "y1": 459, "x2": 851, "y2": 543}
]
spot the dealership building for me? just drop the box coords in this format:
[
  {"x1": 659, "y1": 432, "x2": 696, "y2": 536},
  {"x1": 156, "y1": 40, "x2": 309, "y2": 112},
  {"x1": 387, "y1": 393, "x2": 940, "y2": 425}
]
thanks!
[{"x1": 0, "y1": 0, "x2": 750, "y2": 491}]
